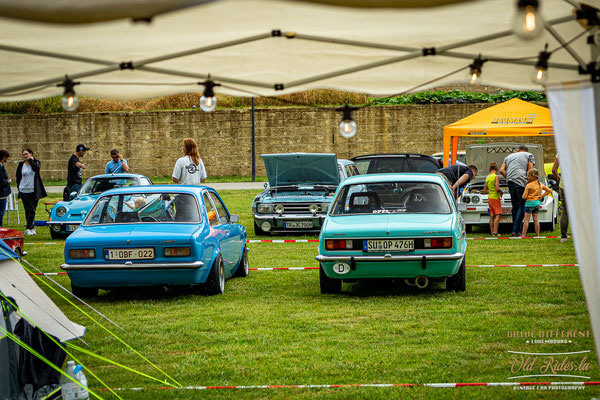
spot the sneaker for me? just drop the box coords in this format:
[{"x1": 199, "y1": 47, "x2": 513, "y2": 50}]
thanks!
[
  {"x1": 561, "y1": 238, "x2": 568, "y2": 243},
  {"x1": 30, "y1": 228, "x2": 36, "y2": 235},
  {"x1": 24, "y1": 229, "x2": 32, "y2": 235},
  {"x1": 511, "y1": 232, "x2": 519, "y2": 237}
]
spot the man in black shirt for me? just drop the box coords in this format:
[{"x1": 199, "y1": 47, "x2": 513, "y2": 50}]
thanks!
[
  {"x1": 64, "y1": 144, "x2": 89, "y2": 200},
  {"x1": 436, "y1": 164, "x2": 478, "y2": 197}
]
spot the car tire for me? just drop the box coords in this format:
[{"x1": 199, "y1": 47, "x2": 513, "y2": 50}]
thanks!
[
  {"x1": 71, "y1": 283, "x2": 99, "y2": 298},
  {"x1": 319, "y1": 264, "x2": 341, "y2": 294},
  {"x1": 234, "y1": 248, "x2": 249, "y2": 278},
  {"x1": 464, "y1": 225, "x2": 472, "y2": 233},
  {"x1": 50, "y1": 229, "x2": 67, "y2": 240},
  {"x1": 205, "y1": 254, "x2": 225, "y2": 295},
  {"x1": 253, "y1": 222, "x2": 267, "y2": 236},
  {"x1": 446, "y1": 257, "x2": 466, "y2": 292}
]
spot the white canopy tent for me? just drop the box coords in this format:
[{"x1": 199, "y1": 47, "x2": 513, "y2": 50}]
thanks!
[{"x1": 1, "y1": 0, "x2": 600, "y2": 366}]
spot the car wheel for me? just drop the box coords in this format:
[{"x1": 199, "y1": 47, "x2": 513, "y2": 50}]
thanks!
[
  {"x1": 205, "y1": 255, "x2": 225, "y2": 295},
  {"x1": 50, "y1": 229, "x2": 67, "y2": 240},
  {"x1": 253, "y1": 222, "x2": 267, "y2": 236},
  {"x1": 71, "y1": 283, "x2": 99, "y2": 298},
  {"x1": 446, "y1": 257, "x2": 466, "y2": 292},
  {"x1": 319, "y1": 264, "x2": 341, "y2": 294},
  {"x1": 464, "y1": 225, "x2": 472, "y2": 233},
  {"x1": 234, "y1": 248, "x2": 249, "y2": 278}
]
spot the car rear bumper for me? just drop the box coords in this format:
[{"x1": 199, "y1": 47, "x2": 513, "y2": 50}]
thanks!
[{"x1": 61, "y1": 260, "x2": 205, "y2": 270}]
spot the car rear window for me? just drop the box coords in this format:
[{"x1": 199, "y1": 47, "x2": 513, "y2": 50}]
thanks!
[
  {"x1": 330, "y1": 182, "x2": 451, "y2": 215},
  {"x1": 353, "y1": 157, "x2": 439, "y2": 174}
]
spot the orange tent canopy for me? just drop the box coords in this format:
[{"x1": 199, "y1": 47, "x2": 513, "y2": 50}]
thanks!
[{"x1": 442, "y1": 98, "x2": 554, "y2": 166}]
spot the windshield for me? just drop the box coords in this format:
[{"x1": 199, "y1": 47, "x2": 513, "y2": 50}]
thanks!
[
  {"x1": 79, "y1": 177, "x2": 139, "y2": 195},
  {"x1": 84, "y1": 193, "x2": 201, "y2": 225},
  {"x1": 330, "y1": 182, "x2": 451, "y2": 215}
]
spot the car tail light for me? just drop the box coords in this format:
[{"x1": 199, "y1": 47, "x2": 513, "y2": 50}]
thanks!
[
  {"x1": 424, "y1": 238, "x2": 452, "y2": 248},
  {"x1": 69, "y1": 249, "x2": 95, "y2": 259},
  {"x1": 164, "y1": 247, "x2": 191, "y2": 257},
  {"x1": 466, "y1": 207, "x2": 477, "y2": 211},
  {"x1": 325, "y1": 239, "x2": 353, "y2": 250}
]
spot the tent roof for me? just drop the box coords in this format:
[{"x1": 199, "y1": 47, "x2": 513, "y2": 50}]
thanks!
[
  {"x1": 0, "y1": 258, "x2": 85, "y2": 343},
  {"x1": 0, "y1": 0, "x2": 595, "y2": 101},
  {"x1": 443, "y1": 98, "x2": 554, "y2": 136}
]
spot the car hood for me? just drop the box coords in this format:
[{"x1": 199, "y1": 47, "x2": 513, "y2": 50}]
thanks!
[
  {"x1": 466, "y1": 142, "x2": 545, "y2": 182},
  {"x1": 257, "y1": 189, "x2": 334, "y2": 203},
  {"x1": 262, "y1": 153, "x2": 340, "y2": 186},
  {"x1": 324, "y1": 214, "x2": 455, "y2": 238},
  {"x1": 51, "y1": 195, "x2": 99, "y2": 221},
  {"x1": 67, "y1": 224, "x2": 200, "y2": 246}
]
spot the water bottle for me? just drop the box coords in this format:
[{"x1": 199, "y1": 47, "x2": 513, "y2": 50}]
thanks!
[{"x1": 60, "y1": 360, "x2": 89, "y2": 400}]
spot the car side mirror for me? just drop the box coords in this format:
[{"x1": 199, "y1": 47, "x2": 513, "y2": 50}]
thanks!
[
  {"x1": 230, "y1": 214, "x2": 239, "y2": 224},
  {"x1": 69, "y1": 191, "x2": 78, "y2": 200},
  {"x1": 548, "y1": 179, "x2": 557, "y2": 187},
  {"x1": 264, "y1": 183, "x2": 268, "y2": 189}
]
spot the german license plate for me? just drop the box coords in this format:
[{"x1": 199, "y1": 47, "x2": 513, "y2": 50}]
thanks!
[
  {"x1": 363, "y1": 239, "x2": 414, "y2": 252},
  {"x1": 285, "y1": 221, "x2": 313, "y2": 229},
  {"x1": 501, "y1": 207, "x2": 512, "y2": 215},
  {"x1": 66, "y1": 224, "x2": 79, "y2": 232},
  {"x1": 104, "y1": 248, "x2": 155, "y2": 260}
]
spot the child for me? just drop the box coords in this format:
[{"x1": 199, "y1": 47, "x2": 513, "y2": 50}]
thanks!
[
  {"x1": 482, "y1": 162, "x2": 503, "y2": 236},
  {"x1": 521, "y1": 168, "x2": 551, "y2": 237}
]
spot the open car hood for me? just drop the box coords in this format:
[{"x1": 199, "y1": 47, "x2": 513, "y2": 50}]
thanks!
[
  {"x1": 466, "y1": 142, "x2": 545, "y2": 182},
  {"x1": 262, "y1": 153, "x2": 340, "y2": 187}
]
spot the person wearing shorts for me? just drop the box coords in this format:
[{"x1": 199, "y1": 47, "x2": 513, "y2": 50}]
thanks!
[
  {"x1": 483, "y1": 162, "x2": 503, "y2": 236},
  {"x1": 521, "y1": 168, "x2": 551, "y2": 237}
]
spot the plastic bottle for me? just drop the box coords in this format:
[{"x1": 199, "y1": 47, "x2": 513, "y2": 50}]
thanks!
[{"x1": 60, "y1": 360, "x2": 89, "y2": 400}]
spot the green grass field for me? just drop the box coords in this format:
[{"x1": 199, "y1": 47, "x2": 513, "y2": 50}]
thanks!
[{"x1": 6, "y1": 190, "x2": 598, "y2": 399}]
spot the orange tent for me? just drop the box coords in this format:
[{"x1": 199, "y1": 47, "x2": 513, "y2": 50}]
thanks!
[{"x1": 442, "y1": 98, "x2": 554, "y2": 167}]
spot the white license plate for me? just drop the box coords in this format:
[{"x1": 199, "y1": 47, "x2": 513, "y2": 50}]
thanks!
[
  {"x1": 66, "y1": 224, "x2": 79, "y2": 232},
  {"x1": 364, "y1": 239, "x2": 414, "y2": 252},
  {"x1": 104, "y1": 248, "x2": 155, "y2": 260},
  {"x1": 285, "y1": 221, "x2": 313, "y2": 229},
  {"x1": 501, "y1": 207, "x2": 512, "y2": 215}
]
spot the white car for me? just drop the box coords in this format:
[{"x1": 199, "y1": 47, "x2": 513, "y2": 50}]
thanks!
[{"x1": 456, "y1": 143, "x2": 559, "y2": 232}]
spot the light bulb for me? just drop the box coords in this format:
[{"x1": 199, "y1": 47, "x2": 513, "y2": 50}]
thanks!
[
  {"x1": 512, "y1": 5, "x2": 544, "y2": 39},
  {"x1": 339, "y1": 119, "x2": 357, "y2": 138},
  {"x1": 199, "y1": 95, "x2": 217, "y2": 112},
  {"x1": 467, "y1": 70, "x2": 481, "y2": 85},
  {"x1": 62, "y1": 94, "x2": 79, "y2": 112},
  {"x1": 531, "y1": 66, "x2": 548, "y2": 84}
]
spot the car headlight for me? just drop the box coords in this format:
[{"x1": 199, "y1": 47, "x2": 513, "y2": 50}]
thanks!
[
  {"x1": 56, "y1": 206, "x2": 67, "y2": 217},
  {"x1": 321, "y1": 203, "x2": 330, "y2": 213},
  {"x1": 471, "y1": 195, "x2": 481, "y2": 204},
  {"x1": 69, "y1": 249, "x2": 95, "y2": 259},
  {"x1": 309, "y1": 204, "x2": 319, "y2": 214},
  {"x1": 275, "y1": 204, "x2": 285, "y2": 215},
  {"x1": 462, "y1": 195, "x2": 471, "y2": 204},
  {"x1": 257, "y1": 204, "x2": 274, "y2": 214}
]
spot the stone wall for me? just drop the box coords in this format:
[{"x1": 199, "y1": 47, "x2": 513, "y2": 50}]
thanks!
[{"x1": 0, "y1": 104, "x2": 556, "y2": 180}]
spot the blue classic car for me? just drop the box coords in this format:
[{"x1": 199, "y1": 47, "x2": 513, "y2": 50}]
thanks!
[
  {"x1": 252, "y1": 153, "x2": 359, "y2": 235},
  {"x1": 48, "y1": 174, "x2": 152, "y2": 239},
  {"x1": 61, "y1": 185, "x2": 248, "y2": 297},
  {"x1": 316, "y1": 173, "x2": 467, "y2": 294}
]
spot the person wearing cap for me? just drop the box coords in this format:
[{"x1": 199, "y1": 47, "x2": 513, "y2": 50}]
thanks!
[
  {"x1": 105, "y1": 149, "x2": 129, "y2": 174},
  {"x1": 64, "y1": 144, "x2": 89, "y2": 201}
]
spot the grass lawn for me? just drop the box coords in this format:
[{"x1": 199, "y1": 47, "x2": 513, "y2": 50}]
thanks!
[{"x1": 5, "y1": 190, "x2": 598, "y2": 399}]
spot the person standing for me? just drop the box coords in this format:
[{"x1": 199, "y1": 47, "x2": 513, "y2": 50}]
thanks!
[
  {"x1": 436, "y1": 163, "x2": 478, "y2": 197},
  {"x1": 482, "y1": 162, "x2": 503, "y2": 236},
  {"x1": 16, "y1": 149, "x2": 47, "y2": 235},
  {"x1": 65, "y1": 144, "x2": 89, "y2": 201},
  {"x1": 499, "y1": 145, "x2": 535, "y2": 237},
  {"x1": 0, "y1": 150, "x2": 12, "y2": 227},
  {"x1": 521, "y1": 168, "x2": 551, "y2": 237},
  {"x1": 105, "y1": 149, "x2": 129, "y2": 174},
  {"x1": 552, "y1": 154, "x2": 569, "y2": 242},
  {"x1": 172, "y1": 138, "x2": 207, "y2": 185}
]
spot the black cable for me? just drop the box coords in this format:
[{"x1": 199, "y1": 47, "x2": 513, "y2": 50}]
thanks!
[{"x1": 0, "y1": 84, "x2": 54, "y2": 97}]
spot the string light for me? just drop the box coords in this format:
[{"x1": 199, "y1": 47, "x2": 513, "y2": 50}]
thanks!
[
  {"x1": 57, "y1": 76, "x2": 80, "y2": 112},
  {"x1": 512, "y1": 0, "x2": 544, "y2": 40},
  {"x1": 198, "y1": 77, "x2": 220, "y2": 112},
  {"x1": 531, "y1": 44, "x2": 550, "y2": 84},
  {"x1": 336, "y1": 104, "x2": 358, "y2": 138},
  {"x1": 467, "y1": 56, "x2": 486, "y2": 85}
]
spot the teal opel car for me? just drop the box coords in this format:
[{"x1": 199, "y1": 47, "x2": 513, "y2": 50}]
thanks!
[{"x1": 316, "y1": 173, "x2": 467, "y2": 294}]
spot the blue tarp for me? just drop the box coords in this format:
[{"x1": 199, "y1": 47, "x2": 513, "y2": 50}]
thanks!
[{"x1": 0, "y1": 239, "x2": 17, "y2": 261}]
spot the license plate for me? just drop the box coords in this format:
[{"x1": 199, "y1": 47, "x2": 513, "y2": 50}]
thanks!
[
  {"x1": 363, "y1": 239, "x2": 414, "y2": 252},
  {"x1": 66, "y1": 224, "x2": 79, "y2": 232},
  {"x1": 104, "y1": 248, "x2": 155, "y2": 260},
  {"x1": 501, "y1": 207, "x2": 512, "y2": 215},
  {"x1": 285, "y1": 221, "x2": 313, "y2": 229}
]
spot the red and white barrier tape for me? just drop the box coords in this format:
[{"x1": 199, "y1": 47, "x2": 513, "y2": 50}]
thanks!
[
  {"x1": 104, "y1": 381, "x2": 600, "y2": 392},
  {"x1": 466, "y1": 235, "x2": 573, "y2": 240},
  {"x1": 246, "y1": 239, "x2": 320, "y2": 243}
]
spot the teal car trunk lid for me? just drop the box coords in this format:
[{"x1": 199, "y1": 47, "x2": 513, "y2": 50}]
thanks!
[{"x1": 325, "y1": 214, "x2": 455, "y2": 238}]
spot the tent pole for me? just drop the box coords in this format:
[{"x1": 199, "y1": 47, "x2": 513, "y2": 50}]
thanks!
[
  {"x1": 252, "y1": 97, "x2": 256, "y2": 182},
  {"x1": 544, "y1": 24, "x2": 588, "y2": 69}
]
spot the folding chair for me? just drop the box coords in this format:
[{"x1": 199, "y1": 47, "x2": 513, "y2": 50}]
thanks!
[{"x1": 4, "y1": 191, "x2": 19, "y2": 225}]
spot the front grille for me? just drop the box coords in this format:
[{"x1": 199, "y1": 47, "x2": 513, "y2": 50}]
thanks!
[{"x1": 275, "y1": 203, "x2": 323, "y2": 214}]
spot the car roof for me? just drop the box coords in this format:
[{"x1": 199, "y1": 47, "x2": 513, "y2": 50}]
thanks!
[
  {"x1": 96, "y1": 184, "x2": 211, "y2": 196},
  {"x1": 351, "y1": 153, "x2": 437, "y2": 160},
  {"x1": 340, "y1": 173, "x2": 445, "y2": 185},
  {"x1": 88, "y1": 173, "x2": 149, "y2": 179}
]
